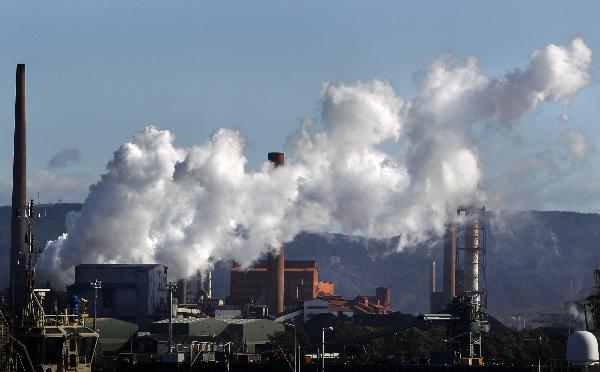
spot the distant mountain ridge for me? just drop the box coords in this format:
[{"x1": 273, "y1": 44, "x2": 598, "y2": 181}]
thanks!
[{"x1": 0, "y1": 204, "x2": 597, "y2": 319}]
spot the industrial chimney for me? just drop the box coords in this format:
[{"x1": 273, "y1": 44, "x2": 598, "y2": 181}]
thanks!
[
  {"x1": 442, "y1": 223, "x2": 456, "y2": 305},
  {"x1": 464, "y1": 220, "x2": 479, "y2": 293},
  {"x1": 267, "y1": 152, "x2": 285, "y2": 315},
  {"x1": 10, "y1": 64, "x2": 27, "y2": 313}
]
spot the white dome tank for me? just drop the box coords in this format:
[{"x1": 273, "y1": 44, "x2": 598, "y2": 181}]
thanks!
[{"x1": 567, "y1": 331, "x2": 599, "y2": 365}]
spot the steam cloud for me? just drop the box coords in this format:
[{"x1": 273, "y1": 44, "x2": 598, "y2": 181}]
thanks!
[
  {"x1": 38, "y1": 39, "x2": 592, "y2": 287},
  {"x1": 48, "y1": 148, "x2": 82, "y2": 169}
]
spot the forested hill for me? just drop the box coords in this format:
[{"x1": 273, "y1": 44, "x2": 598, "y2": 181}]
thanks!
[{"x1": 0, "y1": 204, "x2": 598, "y2": 319}]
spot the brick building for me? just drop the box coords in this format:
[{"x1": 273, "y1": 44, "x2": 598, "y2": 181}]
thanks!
[{"x1": 228, "y1": 260, "x2": 334, "y2": 309}]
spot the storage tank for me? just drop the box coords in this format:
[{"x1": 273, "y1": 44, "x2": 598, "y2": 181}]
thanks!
[{"x1": 567, "y1": 331, "x2": 599, "y2": 365}]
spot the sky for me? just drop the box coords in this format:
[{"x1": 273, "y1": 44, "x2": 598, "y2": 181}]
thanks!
[{"x1": 0, "y1": 1, "x2": 599, "y2": 211}]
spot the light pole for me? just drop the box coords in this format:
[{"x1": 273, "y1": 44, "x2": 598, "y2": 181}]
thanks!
[
  {"x1": 190, "y1": 341, "x2": 199, "y2": 371},
  {"x1": 167, "y1": 282, "x2": 177, "y2": 354},
  {"x1": 285, "y1": 322, "x2": 297, "y2": 372},
  {"x1": 293, "y1": 322, "x2": 297, "y2": 372},
  {"x1": 89, "y1": 279, "x2": 102, "y2": 332},
  {"x1": 524, "y1": 336, "x2": 542, "y2": 372},
  {"x1": 322, "y1": 326, "x2": 333, "y2": 372},
  {"x1": 298, "y1": 344, "x2": 301, "y2": 372}
]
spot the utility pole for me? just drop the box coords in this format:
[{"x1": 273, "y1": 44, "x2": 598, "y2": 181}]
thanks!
[{"x1": 90, "y1": 279, "x2": 102, "y2": 331}]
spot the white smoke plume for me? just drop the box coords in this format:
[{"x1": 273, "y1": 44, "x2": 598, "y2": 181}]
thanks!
[
  {"x1": 562, "y1": 130, "x2": 592, "y2": 160},
  {"x1": 569, "y1": 303, "x2": 586, "y2": 323},
  {"x1": 38, "y1": 38, "x2": 591, "y2": 287}
]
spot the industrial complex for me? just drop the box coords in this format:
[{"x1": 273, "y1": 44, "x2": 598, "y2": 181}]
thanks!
[{"x1": 1, "y1": 64, "x2": 600, "y2": 372}]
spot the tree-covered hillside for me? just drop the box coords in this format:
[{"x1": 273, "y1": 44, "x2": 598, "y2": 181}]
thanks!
[{"x1": 1, "y1": 204, "x2": 597, "y2": 320}]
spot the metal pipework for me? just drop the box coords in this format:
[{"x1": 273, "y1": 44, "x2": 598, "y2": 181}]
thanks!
[{"x1": 10, "y1": 64, "x2": 27, "y2": 314}]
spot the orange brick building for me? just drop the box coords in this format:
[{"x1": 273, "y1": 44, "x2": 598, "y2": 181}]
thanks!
[{"x1": 228, "y1": 260, "x2": 334, "y2": 308}]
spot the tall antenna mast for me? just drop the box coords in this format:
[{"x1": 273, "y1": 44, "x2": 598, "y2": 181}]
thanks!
[{"x1": 21, "y1": 199, "x2": 45, "y2": 326}]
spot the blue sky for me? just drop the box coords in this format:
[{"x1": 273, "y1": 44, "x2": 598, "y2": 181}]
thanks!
[{"x1": 0, "y1": 1, "x2": 599, "y2": 209}]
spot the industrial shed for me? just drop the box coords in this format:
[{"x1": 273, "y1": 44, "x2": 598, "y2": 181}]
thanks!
[
  {"x1": 93, "y1": 318, "x2": 138, "y2": 356},
  {"x1": 151, "y1": 318, "x2": 284, "y2": 353}
]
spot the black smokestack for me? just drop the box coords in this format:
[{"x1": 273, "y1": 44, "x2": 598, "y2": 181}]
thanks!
[
  {"x1": 10, "y1": 64, "x2": 27, "y2": 313},
  {"x1": 267, "y1": 152, "x2": 285, "y2": 315}
]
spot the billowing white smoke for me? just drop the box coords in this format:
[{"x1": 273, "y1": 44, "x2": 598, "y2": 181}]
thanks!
[{"x1": 38, "y1": 39, "x2": 591, "y2": 287}]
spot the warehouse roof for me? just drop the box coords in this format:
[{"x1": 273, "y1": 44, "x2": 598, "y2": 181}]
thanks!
[{"x1": 75, "y1": 264, "x2": 164, "y2": 270}]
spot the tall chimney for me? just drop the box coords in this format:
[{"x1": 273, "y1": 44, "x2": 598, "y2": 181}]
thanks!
[
  {"x1": 267, "y1": 152, "x2": 285, "y2": 315},
  {"x1": 10, "y1": 64, "x2": 27, "y2": 313},
  {"x1": 442, "y1": 223, "x2": 456, "y2": 305},
  {"x1": 464, "y1": 220, "x2": 479, "y2": 292}
]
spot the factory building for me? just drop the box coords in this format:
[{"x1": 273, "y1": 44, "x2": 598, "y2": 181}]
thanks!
[
  {"x1": 92, "y1": 318, "x2": 138, "y2": 356},
  {"x1": 228, "y1": 260, "x2": 334, "y2": 311},
  {"x1": 68, "y1": 264, "x2": 169, "y2": 330},
  {"x1": 302, "y1": 287, "x2": 393, "y2": 321},
  {"x1": 430, "y1": 261, "x2": 444, "y2": 312}
]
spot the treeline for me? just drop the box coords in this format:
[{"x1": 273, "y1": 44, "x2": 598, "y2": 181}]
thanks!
[{"x1": 270, "y1": 315, "x2": 569, "y2": 366}]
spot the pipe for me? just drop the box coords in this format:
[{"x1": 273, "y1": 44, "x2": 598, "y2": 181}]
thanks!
[
  {"x1": 267, "y1": 152, "x2": 285, "y2": 315},
  {"x1": 10, "y1": 64, "x2": 27, "y2": 313},
  {"x1": 442, "y1": 223, "x2": 456, "y2": 305}
]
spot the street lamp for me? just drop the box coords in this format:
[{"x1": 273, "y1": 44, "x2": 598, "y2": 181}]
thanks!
[
  {"x1": 167, "y1": 282, "x2": 177, "y2": 354},
  {"x1": 322, "y1": 326, "x2": 333, "y2": 372},
  {"x1": 524, "y1": 336, "x2": 543, "y2": 372},
  {"x1": 284, "y1": 322, "x2": 297, "y2": 372},
  {"x1": 89, "y1": 279, "x2": 102, "y2": 332}
]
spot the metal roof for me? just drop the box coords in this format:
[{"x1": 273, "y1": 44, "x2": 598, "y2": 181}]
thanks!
[{"x1": 76, "y1": 264, "x2": 164, "y2": 270}]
